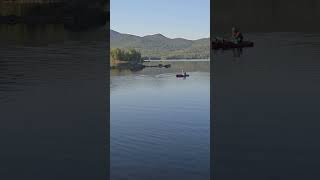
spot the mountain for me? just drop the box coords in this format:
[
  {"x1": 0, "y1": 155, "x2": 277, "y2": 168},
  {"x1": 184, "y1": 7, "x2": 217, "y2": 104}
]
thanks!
[{"x1": 110, "y1": 30, "x2": 209, "y2": 59}]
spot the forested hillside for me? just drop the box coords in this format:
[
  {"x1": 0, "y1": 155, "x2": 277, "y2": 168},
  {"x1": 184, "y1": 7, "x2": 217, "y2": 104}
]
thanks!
[{"x1": 111, "y1": 30, "x2": 209, "y2": 60}]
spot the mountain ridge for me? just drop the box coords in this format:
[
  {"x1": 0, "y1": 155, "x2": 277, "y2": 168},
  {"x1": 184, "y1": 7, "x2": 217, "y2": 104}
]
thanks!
[
  {"x1": 110, "y1": 29, "x2": 210, "y2": 59},
  {"x1": 111, "y1": 29, "x2": 207, "y2": 41}
]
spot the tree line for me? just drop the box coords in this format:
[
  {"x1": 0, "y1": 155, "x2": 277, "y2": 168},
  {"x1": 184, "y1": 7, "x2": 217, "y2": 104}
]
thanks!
[{"x1": 110, "y1": 48, "x2": 142, "y2": 62}]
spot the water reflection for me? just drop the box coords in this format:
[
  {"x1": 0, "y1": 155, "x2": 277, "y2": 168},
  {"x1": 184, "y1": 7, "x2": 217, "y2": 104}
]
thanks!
[
  {"x1": 111, "y1": 61, "x2": 210, "y2": 180},
  {"x1": 213, "y1": 48, "x2": 244, "y2": 58},
  {"x1": 213, "y1": 33, "x2": 320, "y2": 180},
  {"x1": 0, "y1": 24, "x2": 108, "y2": 44},
  {"x1": 232, "y1": 48, "x2": 243, "y2": 57},
  {"x1": 0, "y1": 24, "x2": 67, "y2": 44},
  {"x1": 110, "y1": 60, "x2": 210, "y2": 77},
  {"x1": 0, "y1": 24, "x2": 108, "y2": 179}
]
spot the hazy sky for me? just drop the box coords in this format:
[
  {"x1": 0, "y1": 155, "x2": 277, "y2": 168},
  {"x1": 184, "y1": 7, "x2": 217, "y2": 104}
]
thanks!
[{"x1": 111, "y1": 0, "x2": 210, "y2": 40}]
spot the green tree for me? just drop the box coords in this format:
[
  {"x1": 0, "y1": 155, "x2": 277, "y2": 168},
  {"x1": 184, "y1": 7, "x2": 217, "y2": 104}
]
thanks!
[
  {"x1": 111, "y1": 48, "x2": 124, "y2": 61},
  {"x1": 110, "y1": 48, "x2": 141, "y2": 62}
]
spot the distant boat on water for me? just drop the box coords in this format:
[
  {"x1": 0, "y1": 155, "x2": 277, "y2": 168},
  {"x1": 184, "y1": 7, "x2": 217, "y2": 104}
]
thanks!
[{"x1": 176, "y1": 74, "x2": 189, "y2": 78}]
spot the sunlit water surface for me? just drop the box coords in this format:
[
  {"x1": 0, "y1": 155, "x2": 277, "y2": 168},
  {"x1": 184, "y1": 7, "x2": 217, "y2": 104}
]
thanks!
[{"x1": 111, "y1": 61, "x2": 210, "y2": 180}]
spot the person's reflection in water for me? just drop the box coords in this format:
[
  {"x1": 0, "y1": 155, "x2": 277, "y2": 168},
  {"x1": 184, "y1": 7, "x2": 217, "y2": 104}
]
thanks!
[
  {"x1": 232, "y1": 48, "x2": 243, "y2": 63},
  {"x1": 232, "y1": 48, "x2": 243, "y2": 58}
]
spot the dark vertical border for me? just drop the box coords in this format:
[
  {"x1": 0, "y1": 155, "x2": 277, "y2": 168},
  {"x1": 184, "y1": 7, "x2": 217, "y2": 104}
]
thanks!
[
  {"x1": 106, "y1": 1, "x2": 110, "y2": 180},
  {"x1": 210, "y1": 0, "x2": 215, "y2": 179}
]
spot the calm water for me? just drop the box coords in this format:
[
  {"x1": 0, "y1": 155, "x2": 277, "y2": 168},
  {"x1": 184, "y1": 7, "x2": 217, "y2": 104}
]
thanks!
[
  {"x1": 0, "y1": 24, "x2": 108, "y2": 179},
  {"x1": 213, "y1": 33, "x2": 320, "y2": 180},
  {"x1": 111, "y1": 61, "x2": 210, "y2": 180}
]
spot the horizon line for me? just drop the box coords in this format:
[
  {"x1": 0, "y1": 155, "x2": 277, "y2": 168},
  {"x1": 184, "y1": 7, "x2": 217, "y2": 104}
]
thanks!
[{"x1": 111, "y1": 29, "x2": 209, "y2": 41}]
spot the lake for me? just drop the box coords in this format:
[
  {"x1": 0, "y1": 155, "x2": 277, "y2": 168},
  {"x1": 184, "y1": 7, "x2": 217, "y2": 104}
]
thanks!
[
  {"x1": 111, "y1": 61, "x2": 210, "y2": 180},
  {"x1": 0, "y1": 24, "x2": 108, "y2": 180},
  {"x1": 213, "y1": 33, "x2": 320, "y2": 180}
]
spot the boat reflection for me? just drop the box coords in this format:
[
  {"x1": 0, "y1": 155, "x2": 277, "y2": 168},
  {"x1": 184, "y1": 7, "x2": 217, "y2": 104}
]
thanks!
[
  {"x1": 212, "y1": 47, "x2": 244, "y2": 58},
  {"x1": 232, "y1": 48, "x2": 243, "y2": 57}
]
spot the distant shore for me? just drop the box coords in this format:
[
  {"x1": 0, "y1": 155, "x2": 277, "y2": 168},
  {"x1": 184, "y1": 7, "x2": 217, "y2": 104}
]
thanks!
[
  {"x1": 110, "y1": 59, "x2": 208, "y2": 71},
  {"x1": 144, "y1": 59, "x2": 210, "y2": 62},
  {"x1": 0, "y1": 2, "x2": 108, "y2": 29}
]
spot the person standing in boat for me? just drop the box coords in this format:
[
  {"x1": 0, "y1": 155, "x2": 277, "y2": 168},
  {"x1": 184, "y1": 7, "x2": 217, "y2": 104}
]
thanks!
[
  {"x1": 231, "y1": 27, "x2": 244, "y2": 44},
  {"x1": 181, "y1": 69, "x2": 187, "y2": 76}
]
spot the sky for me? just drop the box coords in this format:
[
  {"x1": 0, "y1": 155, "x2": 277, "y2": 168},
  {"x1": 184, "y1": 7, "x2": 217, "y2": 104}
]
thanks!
[{"x1": 110, "y1": 0, "x2": 210, "y2": 40}]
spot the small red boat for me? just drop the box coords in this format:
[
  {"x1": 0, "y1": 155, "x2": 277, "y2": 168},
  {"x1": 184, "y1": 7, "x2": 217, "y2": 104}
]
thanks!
[{"x1": 212, "y1": 40, "x2": 254, "y2": 50}]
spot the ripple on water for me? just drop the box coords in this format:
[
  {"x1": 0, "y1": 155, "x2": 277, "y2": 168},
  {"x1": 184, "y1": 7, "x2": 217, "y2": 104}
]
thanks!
[{"x1": 111, "y1": 67, "x2": 210, "y2": 180}]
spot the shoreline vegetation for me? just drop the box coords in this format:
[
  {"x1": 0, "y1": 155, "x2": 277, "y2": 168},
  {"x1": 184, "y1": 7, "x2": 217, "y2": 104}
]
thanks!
[
  {"x1": 0, "y1": 1, "x2": 108, "y2": 29},
  {"x1": 110, "y1": 48, "x2": 173, "y2": 71},
  {"x1": 110, "y1": 48, "x2": 144, "y2": 70}
]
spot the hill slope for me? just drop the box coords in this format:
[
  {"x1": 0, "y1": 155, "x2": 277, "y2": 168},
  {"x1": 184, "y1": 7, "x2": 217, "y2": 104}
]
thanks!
[{"x1": 110, "y1": 30, "x2": 209, "y2": 59}]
